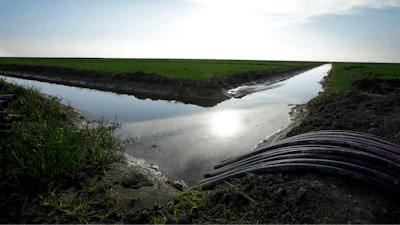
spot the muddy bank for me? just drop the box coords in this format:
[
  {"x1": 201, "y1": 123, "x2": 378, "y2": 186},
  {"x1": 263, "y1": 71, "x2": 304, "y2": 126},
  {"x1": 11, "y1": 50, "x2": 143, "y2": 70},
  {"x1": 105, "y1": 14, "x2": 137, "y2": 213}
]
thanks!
[
  {"x1": 51, "y1": 102, "x2": 190, "y2": 217},
  {"x1": 285, "y1": 77, "x2": 400, "y2": 142},
  {"x1": 0, "y1": 63, "x2": 323, "y2": 107}
]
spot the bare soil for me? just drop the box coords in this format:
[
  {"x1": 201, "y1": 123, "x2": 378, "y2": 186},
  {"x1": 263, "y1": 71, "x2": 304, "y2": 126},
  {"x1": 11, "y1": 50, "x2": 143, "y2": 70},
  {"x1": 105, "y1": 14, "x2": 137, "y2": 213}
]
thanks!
[{"x1": 286, "y1": 77, "x2": 400, "y2": 142}]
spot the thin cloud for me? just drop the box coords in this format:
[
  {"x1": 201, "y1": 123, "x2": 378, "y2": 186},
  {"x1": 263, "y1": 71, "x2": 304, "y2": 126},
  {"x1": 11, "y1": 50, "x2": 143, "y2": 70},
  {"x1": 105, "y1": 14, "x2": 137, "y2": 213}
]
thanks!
[{"x1": 181, "y1": 0, "x2": 400, "y2": 27}]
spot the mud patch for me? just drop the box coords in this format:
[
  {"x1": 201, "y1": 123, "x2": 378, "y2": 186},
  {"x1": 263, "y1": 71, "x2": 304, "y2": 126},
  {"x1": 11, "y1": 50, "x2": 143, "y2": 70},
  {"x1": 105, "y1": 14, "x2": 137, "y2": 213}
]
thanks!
[
  {"x1": 342, "y1": 65, "x2": 369, "y2": 71},
  {"x1": 351, "y1": 78, "x2": 400, "y2": 95}
]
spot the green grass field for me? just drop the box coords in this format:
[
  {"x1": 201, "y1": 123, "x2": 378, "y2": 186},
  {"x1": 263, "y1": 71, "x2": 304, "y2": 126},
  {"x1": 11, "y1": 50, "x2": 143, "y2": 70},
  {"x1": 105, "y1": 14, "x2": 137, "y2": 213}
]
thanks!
[
  {"x1": 309, "y1": 62, "x2": 400, "y2": 107},
  {"x1": 0, "y1": 58, "x2": 321, "y2": 79},
  {"x1": 326, "y1": 62, "x2": 400, "y2": 92}
]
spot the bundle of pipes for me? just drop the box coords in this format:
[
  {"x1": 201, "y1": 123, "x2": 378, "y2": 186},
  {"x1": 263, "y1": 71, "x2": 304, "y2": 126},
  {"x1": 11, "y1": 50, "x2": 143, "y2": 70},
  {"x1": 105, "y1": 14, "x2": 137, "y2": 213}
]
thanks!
[
  {"x1": 189, "y1": 130, "x2": 400, "y2": 195},
  {"x1": 0, "y1": 94, "x2": 23, "y2": 138}
]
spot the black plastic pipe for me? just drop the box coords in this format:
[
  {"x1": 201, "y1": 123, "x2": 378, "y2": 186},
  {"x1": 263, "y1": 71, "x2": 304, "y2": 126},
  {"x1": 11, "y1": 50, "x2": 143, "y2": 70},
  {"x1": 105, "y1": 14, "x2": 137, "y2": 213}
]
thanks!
[
  {"x1": 204, "y1": 146, "x2": 400, "y2": 180},
  {"x1": 283, "y1": 130, "x2": 400, "y2": 148},
  {"x1": 0, "y1": 130, "x2": 12, "y2": 138},
  {"x1": 0, "y1": 100, "x2": 9, "y2": 111},
  {"x1": 221, "y1": 130, "x2": 400, "y2": 164},
  {"x1": 0, "y1": 111, "x2": 8, "y2": 119},
  {"x1": 190, "y1": 163, "x2": 400, "y2": 195},
  {"x1": 216, "y1": 134, "x2": 400, "y2": 169},
  {"x1": 0, "y1": 94, "x2": 18, "y2": 102},
  {"x1": 0, "y1": 123, "x2": 11, "y2": 130},
  {"x1": 273, "y1": 130, "x2": 400, "y2": 154},
  {"x1": 200, "y1": 157, "x2": 400, "y2": 188},
  {"x1": 193, "y1": 131, "x2": 400, "y2": 196},
  {"x1": 0, "y1": 117, "x2": 13, "y2": 124},
  {"x1": 7, "y1": 114, "x2": 23, "y2": 121},
  {"x1": 277, "y1": 133, "x2": 400, "y2": 154}
]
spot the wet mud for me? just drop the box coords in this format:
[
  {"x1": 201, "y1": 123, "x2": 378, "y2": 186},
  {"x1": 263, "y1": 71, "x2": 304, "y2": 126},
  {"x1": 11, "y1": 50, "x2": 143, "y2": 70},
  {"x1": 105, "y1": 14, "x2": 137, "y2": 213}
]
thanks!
[{"x1": 0, "y1": 63, "x2": 322, "y2": 107}]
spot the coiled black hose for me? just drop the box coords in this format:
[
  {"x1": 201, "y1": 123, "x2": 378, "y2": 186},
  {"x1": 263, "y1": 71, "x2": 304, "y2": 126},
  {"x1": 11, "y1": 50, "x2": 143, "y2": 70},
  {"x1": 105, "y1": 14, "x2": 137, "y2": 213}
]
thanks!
[{"x1": 190, "y1": 130, "x2": 400, "y2": 194}]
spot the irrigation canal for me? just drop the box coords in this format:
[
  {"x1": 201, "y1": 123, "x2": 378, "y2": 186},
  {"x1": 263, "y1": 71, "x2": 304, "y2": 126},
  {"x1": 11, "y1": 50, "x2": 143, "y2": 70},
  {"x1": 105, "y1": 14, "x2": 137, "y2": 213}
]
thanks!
[{"x1": 0, "y1": 64, "x2": 331, "y2": 186}]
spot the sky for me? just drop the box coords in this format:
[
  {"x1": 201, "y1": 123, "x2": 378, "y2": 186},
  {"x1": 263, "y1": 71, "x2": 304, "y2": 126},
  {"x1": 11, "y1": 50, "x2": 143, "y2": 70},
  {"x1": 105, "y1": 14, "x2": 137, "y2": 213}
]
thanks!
[{"x1": 0, "y1": 0, "x2": 399, "y2": 63}]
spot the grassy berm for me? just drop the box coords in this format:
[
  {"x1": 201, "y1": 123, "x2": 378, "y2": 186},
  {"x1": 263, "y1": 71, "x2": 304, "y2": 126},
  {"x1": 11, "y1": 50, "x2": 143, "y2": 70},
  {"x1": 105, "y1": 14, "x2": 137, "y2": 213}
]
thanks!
[{"x1": 2, "y1": 62, "x2": 400, "y2": 224}]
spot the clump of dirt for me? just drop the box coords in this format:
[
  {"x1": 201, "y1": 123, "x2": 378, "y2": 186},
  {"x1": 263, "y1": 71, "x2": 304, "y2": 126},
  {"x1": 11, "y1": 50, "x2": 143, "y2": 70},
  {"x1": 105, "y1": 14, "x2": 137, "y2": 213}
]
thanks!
[
  {"x1": 342, "y1": 65, "x2": 369, "y2": 71},
  {"x1": 351, "y1": 78, "x2": 400, "y2": 95}
]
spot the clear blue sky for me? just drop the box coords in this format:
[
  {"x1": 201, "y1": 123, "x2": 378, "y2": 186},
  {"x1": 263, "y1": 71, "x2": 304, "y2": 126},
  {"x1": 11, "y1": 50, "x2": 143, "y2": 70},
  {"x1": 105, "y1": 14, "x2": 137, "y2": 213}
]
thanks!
[{"x1": 1, "y1": 0, "x2": 399, "y2": 63}]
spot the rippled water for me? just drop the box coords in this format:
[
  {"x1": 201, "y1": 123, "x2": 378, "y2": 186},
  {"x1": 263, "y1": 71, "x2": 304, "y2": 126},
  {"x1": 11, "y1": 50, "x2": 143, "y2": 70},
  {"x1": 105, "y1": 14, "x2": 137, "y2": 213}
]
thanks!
[{"x1": 0, "y1": 64, "x2": 331, "y2": 186}]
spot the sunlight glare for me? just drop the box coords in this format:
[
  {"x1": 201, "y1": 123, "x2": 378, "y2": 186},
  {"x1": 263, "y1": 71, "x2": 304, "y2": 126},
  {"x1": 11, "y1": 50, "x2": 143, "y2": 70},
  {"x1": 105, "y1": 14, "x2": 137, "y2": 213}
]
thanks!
[{"x1": 211, "y1": 110, "x2": 241, "y2": 137}]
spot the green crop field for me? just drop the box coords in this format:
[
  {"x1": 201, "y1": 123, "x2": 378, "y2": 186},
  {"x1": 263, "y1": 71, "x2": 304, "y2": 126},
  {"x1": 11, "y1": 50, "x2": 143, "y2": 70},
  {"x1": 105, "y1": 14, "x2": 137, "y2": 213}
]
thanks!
[
  {"x1": 326, "y1": 62, "x2": 400, "y2": 92},
  {"x1": 308, "y1": 62, "x2": 400, "y2": 108},
  {"x1": 0, "y1": 58, "x2": 322, "y2": 79}
]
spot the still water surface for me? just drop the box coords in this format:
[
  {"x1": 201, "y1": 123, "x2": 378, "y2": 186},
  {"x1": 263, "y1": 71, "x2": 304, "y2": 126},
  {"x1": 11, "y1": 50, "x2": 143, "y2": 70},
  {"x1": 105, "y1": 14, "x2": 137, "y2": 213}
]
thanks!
[{"x1": 0, "y1": 64, "x2": 331, "y2": 186}]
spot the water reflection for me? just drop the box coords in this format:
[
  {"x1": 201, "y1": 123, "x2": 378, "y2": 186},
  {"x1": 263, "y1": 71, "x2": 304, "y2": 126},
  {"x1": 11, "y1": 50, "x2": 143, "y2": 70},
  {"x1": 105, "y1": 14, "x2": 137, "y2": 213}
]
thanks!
[
  {"x1": 211, "y1": 110, "x2": 242, "y2": 137},
  {"x1": 114, "y1": 104, "x2": 293, "y2": 184}
]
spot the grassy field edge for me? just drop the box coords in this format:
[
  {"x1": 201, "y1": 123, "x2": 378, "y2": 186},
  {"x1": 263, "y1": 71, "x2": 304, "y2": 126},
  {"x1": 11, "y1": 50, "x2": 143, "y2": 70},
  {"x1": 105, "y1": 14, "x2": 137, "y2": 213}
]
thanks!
[
  {"x1": 0, "y1": 58, "x2": 323, "y2": 80},
  {"x1": 309, "y1": 62, "x2": 400, "y2": 108}
]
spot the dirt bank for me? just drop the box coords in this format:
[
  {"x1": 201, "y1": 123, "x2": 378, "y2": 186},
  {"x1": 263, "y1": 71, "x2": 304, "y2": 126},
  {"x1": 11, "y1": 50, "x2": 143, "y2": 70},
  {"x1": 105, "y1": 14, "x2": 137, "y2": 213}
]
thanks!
[
  {"x1": 285, "y1": 77, "x2": 400, "y2": 142},
  {"x1": 0, "y1": 63, "x2": 322, "y2": 107}
]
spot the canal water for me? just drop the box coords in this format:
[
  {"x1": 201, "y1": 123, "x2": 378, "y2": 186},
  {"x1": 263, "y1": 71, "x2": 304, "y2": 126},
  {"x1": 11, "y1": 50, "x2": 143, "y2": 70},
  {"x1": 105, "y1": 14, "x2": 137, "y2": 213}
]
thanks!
[{"x1": 0, "y1": 64, "x2": 331, "y2": 186}]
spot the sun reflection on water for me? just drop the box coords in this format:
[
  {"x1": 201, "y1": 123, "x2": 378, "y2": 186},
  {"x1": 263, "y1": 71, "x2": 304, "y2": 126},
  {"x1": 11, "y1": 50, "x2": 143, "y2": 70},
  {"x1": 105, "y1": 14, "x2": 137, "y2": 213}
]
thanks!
[{"x1": 211, "y1": 110, "x2": 242, "y2": 137}]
